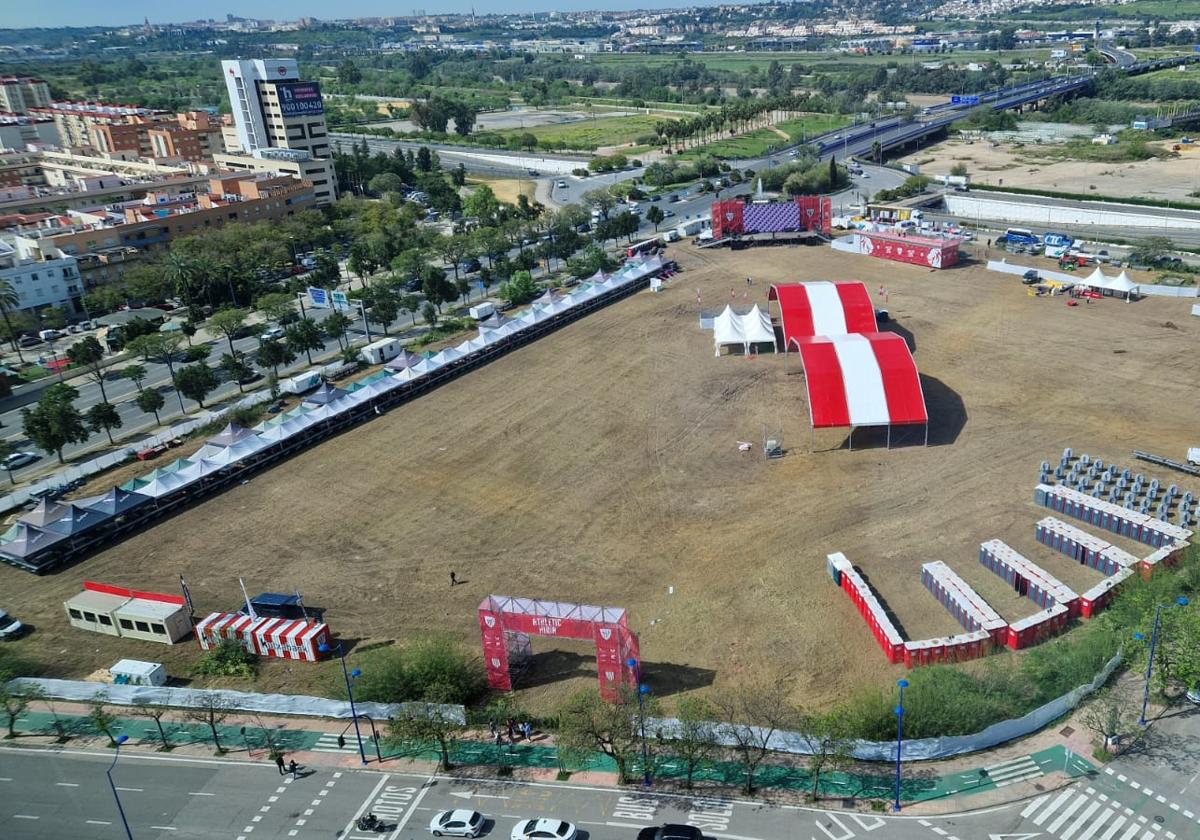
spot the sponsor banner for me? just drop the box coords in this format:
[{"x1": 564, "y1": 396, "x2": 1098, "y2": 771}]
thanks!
[{"x1": 277, "y1": 81, "x2": 324, "y2": 117}]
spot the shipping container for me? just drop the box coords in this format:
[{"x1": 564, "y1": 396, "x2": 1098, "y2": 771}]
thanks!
[
  {"x1": 195, "y1": 611, "x2": 331, "y2": 662},
  {"x1": 360, "y1": 337, "x2": 403, "y2": 366}
]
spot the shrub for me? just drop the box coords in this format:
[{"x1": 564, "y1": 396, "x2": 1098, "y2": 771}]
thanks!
[
  {"x1": 193, "y1": 639, "x2": 257, "y2": 678},
  {"x1": 344, "y1": 634, "x2": 486, "y2": 705},
  {"x1": 182, "y1": 345, "x2": 212, "y2": 363}
]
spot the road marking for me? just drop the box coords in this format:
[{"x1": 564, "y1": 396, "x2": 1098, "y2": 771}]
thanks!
[
  {"x1": 115, "y1": 787, "x2": 142, "y2": 792},
  {"x1": 1116, "y1": 823, "x2": 1141, "y2": 840},
  {"x1": 189, "y1": 791, "x2": 216, "y2": 796},
  {"x1": 251, "y1": 815, "x2": 262, "y2": 823},
  {"x1": 56, "y1": 782, "x2": 80, "y2": 787},
  {"x1": 1022, "y1": 795, "x2": 1051, "y2": 818},
  {"x1": 339, "y1": 773, "x2": 389, "y2": 838},
  {"x1": 1169, "y1": 803, "x2": 1179, "y2": 811},
  {"x1": 1183, "y1": 810, "x2": 1194, "y2": 819},
  {"x1": 304, "y1": 809, "x2": 313, "y2": 816},
  {"x1": 311, "y1": 799, "x2": 322, "y2": 806},
  {"x1": 85, "y1": 820, "x2": 112, "y2": 825},
  {"x1": 931, "y1": 828, "x2": 949, "y2": 836},
  {"x1": 0, "y1": 777, "x2": 11, "y2": 781},
  {"x1": 1130, "y1": 781, "x2": 1141, "y2": 790},
  {"x1": 14, "y1": 815, "x2": 39, "y2": 820},
  {"x1": 1034, "y1": 790, "x2": 1077, "y2": 825},
  {"x1": 608, "y1": 821, "x2": 652, "y2": 830},
  {"x1": 1061, "y1": 799, "x2": 1104, "y2": 840},
  {"x1": 393, "y1": 777, "x2": 436, "y2": 836},
  {"x1": 288, "y1": 832, "x2": 298, "y2": 838},
  {"x1": 261, "y1": 806, "x2": 271, "y2": 812},
  {"x1": 319, "y1": 789, "x2": 329, "y2": 796},
  {"x1": 1097, "y1": 815, "x2": 1127, "y2": 840},
  {"x1": 276, "y1": 786, "x2": 287, "y2": 793},
  {"x1": 1155, "y1": 796, "x2": 1166, "y2": 804},
  {"x1": 333, "y1": 772, "x2": 343, "y2": 779},
  {"x1": 1047, "y1": 794, "x2": 1089, "y2": 833},
  {"x1": 1076, "y1": 806, "x2": 1116, "y2": 840},
  {"x1": 1118, "y1": 775, "x2": 1128, "y2": 782},
  {"x1": 150, "y1": 826, "x2": 176, "y2": 831}
]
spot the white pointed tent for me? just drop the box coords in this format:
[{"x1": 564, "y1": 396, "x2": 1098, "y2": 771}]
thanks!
[
  {"x1": 712, "y1": 304, "x2": 778, "y2": 356},
  {"x1": 1082, "y1": 266, "x2": 1139, "y2": 301}
]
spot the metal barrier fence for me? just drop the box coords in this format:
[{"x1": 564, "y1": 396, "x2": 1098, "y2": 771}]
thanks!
[
  {"x1": 651, "y1": 653, "x2": 1122, "y2": 763},
  {"x1": 0, "y1": 391, "x2": 273, "y2": 515},
  {"x1": 1137, "y1": 284, "x2": 1198, "y2": 298},
  {"x1": 6, "y1": 677, "x2": 465, "y2": 724}
]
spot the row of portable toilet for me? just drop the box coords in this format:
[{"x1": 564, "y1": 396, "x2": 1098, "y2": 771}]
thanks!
[
  {"x1": 920, "y1": 561, "x2": 1008, "y2": 645},
  {"x1": 1139, "y1": 541, "x2": 1189, "y2": 579},
  {"x1": 1036, "y1": 483, "x2": 1193, "y2": 548},
  {"x1": 1077, "y1": 567, "x2": 1136, "y2": 618},
  {"x1": 1006, "y1": 603, "x2": 1072, "y2": 650},
  {"x1": 1034, "y1": 517, "x2": 1139, "y2": 577},
  {"x1": 979, "y1": 539, "x2": 1079, "y2": 616},
  {"x1": 902, "y1": 630, "x2": 993, "y2": 667},
  {"x1": 827, "y1": 553, "x2": 905, "y2": 665}
]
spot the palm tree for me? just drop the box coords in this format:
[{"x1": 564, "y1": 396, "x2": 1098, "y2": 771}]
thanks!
[
  {"x1": 162, "y1": 252, "x2": 200, "y2": 309},
  {"x1": 0, "y1": 278, "x2": 25, "y2": 363}
]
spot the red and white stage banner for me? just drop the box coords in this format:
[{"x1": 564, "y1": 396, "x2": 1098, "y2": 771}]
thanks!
[{"x1": 195, "y1": 611, "x2": 329, "y2": 662}]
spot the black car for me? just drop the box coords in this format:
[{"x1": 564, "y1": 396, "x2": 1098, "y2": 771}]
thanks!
[
  {"x1": 1022, "y1": 269, "x2": 1040, "y2": 285},
  {"x1": 403, "y1": 278, "x2": 423, "y2": 292},
  {"x1": 459, "y1": 258, "x2": 482, "y2": 274},
  {"x1": 636, "y1": 826, "x2": 703, "y2": 840}
]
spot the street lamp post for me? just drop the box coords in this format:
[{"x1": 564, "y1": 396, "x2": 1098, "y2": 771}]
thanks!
[
  {"x1": 319, "y1": 641, "x2": 367, "y2": 765},
  {"x1": 637, "y1": 683, "x2": 651, "y2": 787},
  {"x1": 107, "y1": 734, "x2": 134, "y2": 840},
  {"x1": 892, "y1": 678, "x2": 909, "y2": 813},
  {"x1": 1133, "y1": 596, "x2": 1190, "y2": 726}
]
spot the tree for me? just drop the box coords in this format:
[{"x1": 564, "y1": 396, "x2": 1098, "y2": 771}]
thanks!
[
  {"x1": 132, "y1": 695, "x2": 175, "y2": 751},
  {"x1": 1, "y1": 679, "x2": 30, "y2": 739},
  {"x1": 1080, "y1": 684, "x2": 1141, "y2": 755},
  {"x1": 88, "y1": 692, "x2": 119, "y2": 747},
  {"x1": 286, "y1": 317, "x2": 325, "y2": 365},
  {"x1": 40, "y1": 306, "x2": 68, "y2": 330},
  {"x1": 22, "y1": 383, "x2": 88, "y2": 463},
  {"x1": 801, "y1": 711, "x2": 855, "y2": 800},
  {"x1": 519, "y1": 132, "x2": 538, "y2": 152},
  {"x1": 312, "y1": 252, "x2": 341, "y2": 284},
  {"x1": 646, "y1": 205, "x2": 665, "y2": 231},
  {"x1": 399, "y1": 293, "x2": 421, "y2": 325},
  {"x1": 185, "y1": 692, "x2": 232, "y2": 753},
  {"x1": 421, "y1": 301, "x2": 438, "y2": 328},
  {"x1": 127, "y1": 333, "x2": 185, "y2": 414},
  {"x1": 713, "y1": 683, "x2": 796, "y2": 794},
  {"x1": 219, "y1": 351, "x2": 253, "y2": 393},
  {"x1": 136, "y1": 388, "x2": 165, "y2": 426},
  {"x1": 255, "y1": 292, "x2": 295, "y2": 325},
  {"x1": 464, "y1": 185, "x2": 501, "y2": 226},
  {"x1": 337, "y1": 58, "x2": 363, "y2": 85},
  {"x1": 0, "y1": 278, "x2": 27, "y2": 362},
  {"x1": 558, "y1": 687, "x2": 657, "y2": 785},
  {"x1": 175, "y1": 363, "x2": 218, "y2": 408},
  {"x1": 368, "y1": 172, "x2": 404, "y2": 196},
  {"x1": 498, "y1": 270, "x2": 539, "y2": 306},
  {"x1": 670, "y1": 696, "x2": 718, "y2": 789},
  {"x1": 582, "y1": 188, "x2": 616, "y2": 220},
  {"x1": 122, "y1": 364, "x2": 147, "y2": 392},
  {"x1": 206, "y1": 308, "x2": 250, "y2": 357},
  {"x1": 950, "y1": 162, "x2": 969, "y2": 178},
  {"x1": 65, "y1": 335, "x2": 111, "y2": 404},
  {"x1": 368, "y1": 291, "x2": 399, "y2": 336},
  {"x1": 86, "y1": 402, "x2": 123, "y2": 445},
  {"x1": 323, "y1": 311, "x2": 353, "y2": 350},
  {"x1": 386, "y1": 682, "x2": 466, "y2": 771},
  {"x1": 256, "y1": 339, "x2": 295, "y2": 378}
]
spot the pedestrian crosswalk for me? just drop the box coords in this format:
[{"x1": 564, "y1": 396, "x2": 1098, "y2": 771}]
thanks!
[
  {"x1": 1020, "y1": 787, "x2": 1164, "y2": 840},
  {"x1": 312, "y1": 732, "x2": 359, "y2": 754},
  {"x1": 986, "y1": 755, "x2": 1045, "y2": 787}
]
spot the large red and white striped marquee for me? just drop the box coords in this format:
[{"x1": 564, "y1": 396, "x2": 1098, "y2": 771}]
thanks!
[
  {"x1": 788, "y1": 332, "x2": 927, "y2": 429},
  {"x1": 767, "y1": 281, "x2": 877, "y2": 347}
]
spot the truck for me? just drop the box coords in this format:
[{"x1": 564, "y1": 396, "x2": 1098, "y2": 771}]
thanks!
[
  {"x1": 280, "y1": 368, "x2": 324, "y2": 395},
  {"x1": 360, "y1": 337, "x2": 403, "y2": 366},
  {"x1": 469, "y1": 302, "x2": 496, "y2": 321}
]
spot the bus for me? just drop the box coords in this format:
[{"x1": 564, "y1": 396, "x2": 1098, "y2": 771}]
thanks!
[{"x1": 1003, "y1": 227, "x2": 1041, "y2": 246}]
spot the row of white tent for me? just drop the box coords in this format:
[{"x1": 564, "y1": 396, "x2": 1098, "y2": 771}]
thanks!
[
  {"x1": 712, "y1": 304, "x2": 777, "y2": 356},
  {"x1": 110, "y1": 257, "x2": 669, "y2": 500}
]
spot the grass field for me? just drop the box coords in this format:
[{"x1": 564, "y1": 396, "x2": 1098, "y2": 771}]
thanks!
[
  {"x1": 676, "y1": 113, "x2": 850, "y2": 159},
  {"x1": 495, "y1": 113, "x2": 674, "y2": 150},
  {"x1": 3, "y1": 241, "x2": 1194, "y2": 715}
]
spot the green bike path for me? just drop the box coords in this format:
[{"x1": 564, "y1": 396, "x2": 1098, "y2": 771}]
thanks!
[{"x1": 12, "y1": 710, "x2": 1093, "y2": 804}]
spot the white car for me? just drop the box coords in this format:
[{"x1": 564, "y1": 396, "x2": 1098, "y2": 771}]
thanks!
[
  {"x1": 261, "y1": 326, "x2": 287, "y2": 341},
  {"x1": 429, "y1": 809, "x2": 484, "y2": 837},
  {"x1": 0, "y1": 608, "x2": 24, "y2": 640},
  {"x1": 511, "y1": 818, "x2": 577, "y2": 840},
  {"x1": 1187, "y1": 687, "x2": 1200, "y2": 705}
]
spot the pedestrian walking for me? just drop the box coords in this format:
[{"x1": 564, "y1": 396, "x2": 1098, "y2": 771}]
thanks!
[
  {"x1": 289, "y1": 759, "x2": 299, "y2": 780},
  {"x1": 275, "y1": 753, "x2": 286, "y2": 775},
  {"x1": 495, "y1": 732, "x2": 504, "y2": 748},
  {"x1": 506, "y1": 718, "x2": 515, "y2": 740},
  {"x1": 746, "y1": 276, "x2": 752, "y2": 286},
  {"x1": 523, "y1": 721, "x2": 533, "y2": 741},
  {"x1": 987, "y1": 238, "x2": 992, "y2": 248},
  {"x1": 488, "y1": 720, "x2": 497, "y2": 738},
  {"x1": 450, "y1": 570, "x2": 457, "y2": 586}
]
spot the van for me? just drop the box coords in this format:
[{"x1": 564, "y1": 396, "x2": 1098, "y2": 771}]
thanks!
[{"x1": 37, "y1": 329, "x2": 63, "y2": 341}]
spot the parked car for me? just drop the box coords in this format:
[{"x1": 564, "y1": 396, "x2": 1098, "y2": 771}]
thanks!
[
  {"x1": 0, "y1": 608, "x2": 24, "y2": 641},
  {"x1": 1187, "y1": 687, "x2": 1200, "y2": 704},
  {"x1": 429, "y1": 809, "x2": 485, "y2": 837},
  {"x1": 1022, "y1": 270, "x2": 1040, "y2": 285},
  {"x1": 261, "y1": 326, "x2": 287, "y2": 342},
  {"x1": 511, "y1": 818, "x2": 577, "y2": 840},
  {"x1": 527, "y1": 169, "x2": 540, "y2": 176},
  {"x1": 637, "y1": 826, "x2": 704, "y2": 840},
  {"x1": 668, "y1": 194, "x2": 680, "y2": 203},
  {"x1": 2, "y1": 451, "x2": 40, "y2": 471},
  {"x1": 556, "y1": 180, "x2": 567, "y2": 189},
  {"x1": 459, "y1": 258, "x2": 482, "y2": 274}
]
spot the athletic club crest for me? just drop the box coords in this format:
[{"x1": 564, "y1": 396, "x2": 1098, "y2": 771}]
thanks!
[
  {"x1": 860, "y1": 235, "x2": 874, "y2": 255},
  {"x1": 491, "y1": 657, "x2": 501, "y2": 668},
  {"x1": 725, "y1": 211, "x2": 735, "y2": 221},
  {"x1": 483, "y1": 615, "x2": 496, "y2": 628},
  {"x1": 599, "y1": 628, "x2": 612, "y2": 641},
  {"x1": 927, "y1": 248, "x2": 943, "y2": 268}
]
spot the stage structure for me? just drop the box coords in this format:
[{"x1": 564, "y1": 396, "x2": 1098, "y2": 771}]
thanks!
[{"x1": 479, "y1": 596, "x2": 641, "y2": 700}]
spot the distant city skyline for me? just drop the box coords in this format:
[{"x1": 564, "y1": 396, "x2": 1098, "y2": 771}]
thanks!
[{"x1": 3, "y1": 0, "x2": 731, "y2": 29}]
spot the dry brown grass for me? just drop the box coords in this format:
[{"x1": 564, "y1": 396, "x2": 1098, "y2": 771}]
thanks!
[{"x1": 4, "y1": 241, "x2": 1197, "y2": 712}]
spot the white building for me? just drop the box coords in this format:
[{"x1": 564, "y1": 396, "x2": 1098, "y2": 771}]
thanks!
[{"x1": 0, "y1": 238, "x2": 83, "y2": 315}]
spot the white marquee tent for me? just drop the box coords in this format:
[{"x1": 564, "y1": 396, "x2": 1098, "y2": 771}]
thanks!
[{"x1": 713, "y1": 304, "x2": 778, "y2": 356}]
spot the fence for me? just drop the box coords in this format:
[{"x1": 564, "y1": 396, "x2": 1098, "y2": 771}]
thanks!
[
  {"x1": 0, "y1": 391, "x2": 274, "y2": 516},
  {"x1": 650, "y1": 653, "x2": 1122, "y2": 762},
  {"x1": 1138, "y1": 284, "x2": 1198, "y2": 298},
  {"x1": 6, "y1": 677, "x2": 465, "y2": 724}
]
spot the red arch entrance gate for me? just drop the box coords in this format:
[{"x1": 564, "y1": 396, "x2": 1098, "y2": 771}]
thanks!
[{"x1": 479, "y1": 595, "x2": 641, "y2": 701}]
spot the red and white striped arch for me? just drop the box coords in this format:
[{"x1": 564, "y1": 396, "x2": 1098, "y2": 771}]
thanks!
[
  {"x1": 789, "y1": 332, "x2": 927, "y2": 428},
  {"x1": 767, "y1": 281, "x2": 878, "y2": 347}
]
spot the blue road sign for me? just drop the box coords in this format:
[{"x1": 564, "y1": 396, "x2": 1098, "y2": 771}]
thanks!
[
  {"x1": 331, "y1": 290, "x2": 351, "y2": 312},
  {"x1": 307, "y1": 287, "x2": 330, "y2": 308}
]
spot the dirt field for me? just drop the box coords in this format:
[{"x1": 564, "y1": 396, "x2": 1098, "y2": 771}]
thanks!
[
  {"x1": 466, "y1": 176, "x2": 535, "y2": 206},
  {"x1": 901, "y1": 135, "x2": 1200, "y2": 201},
  {"x1": 5, "y1": 241, "x2": 1198, "y2": 712}
]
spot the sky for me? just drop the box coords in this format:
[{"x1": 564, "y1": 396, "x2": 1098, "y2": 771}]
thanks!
[{"x1": 4, "y1": 1, "x2": 717, "y2": 29}]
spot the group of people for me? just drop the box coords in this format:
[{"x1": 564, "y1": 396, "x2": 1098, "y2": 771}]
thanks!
[
  {"x1": 490, "y1": 717, "x2": 534, "y2": 746},
  {"x1": 274, "y1": 753, "x2": 301, "y2": 778}
]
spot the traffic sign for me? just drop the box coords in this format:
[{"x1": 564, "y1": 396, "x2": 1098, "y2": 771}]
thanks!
[
  {"x1": 331, "y1": 290, "x2": 351, "y2": 312},
  {"x1": 307, "y1": 287, "x2": 330, "y2": 308}
]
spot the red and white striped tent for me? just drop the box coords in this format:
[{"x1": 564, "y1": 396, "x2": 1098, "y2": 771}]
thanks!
[
  {"x1": 195, "y1": 611, "x2": 330, "y2": 662},
  {"x1": 788, "y1": 332, "x2": 928, "y2": 446},
  {"x1": 767, "y1": 281, "x2": 877, "y2": 347}
]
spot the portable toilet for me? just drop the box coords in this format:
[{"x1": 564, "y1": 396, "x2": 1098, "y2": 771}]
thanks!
[{"x1": 110, "y1": 659, "x2": 168, "y2": 687}]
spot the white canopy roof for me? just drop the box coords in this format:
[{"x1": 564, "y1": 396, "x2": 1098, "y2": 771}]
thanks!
[
  {"x1": 1083, "y1": 266, "x2": 1139, "y2": 296},
  {"x1": 713, "y1": 304, "x2": 777, "y2": 355}
]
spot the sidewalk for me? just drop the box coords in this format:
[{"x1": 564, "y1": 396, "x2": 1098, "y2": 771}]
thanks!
[{"x1": 6, "y1": 699, "x2": 1096, "y2": 813}]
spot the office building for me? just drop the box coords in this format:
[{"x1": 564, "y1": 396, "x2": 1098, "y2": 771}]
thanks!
[{"x1": 220, "y1": 58, "x2": 336, "y2": 206}]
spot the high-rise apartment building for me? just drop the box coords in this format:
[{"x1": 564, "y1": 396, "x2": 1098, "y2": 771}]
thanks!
[
  {"x1": 0, "y1": 77, "x2": 52, "y2": 115},
  {"x1": 220, "y1": 59, "x2": 336, "y2": 206}
]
